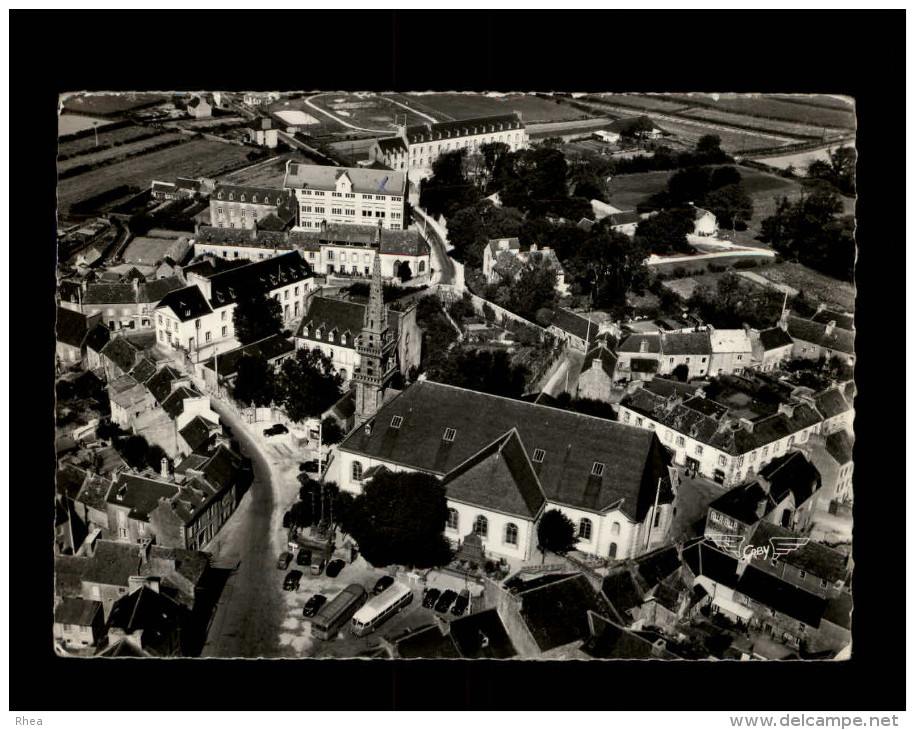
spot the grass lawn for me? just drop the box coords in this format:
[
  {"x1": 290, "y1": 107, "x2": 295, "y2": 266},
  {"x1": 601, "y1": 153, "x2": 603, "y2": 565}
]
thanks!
[
  {"x1": 58, "y1": 115, "x2": 119, "y2": 136},
  {"x1": 605, "y1": 170, "x2": 674, "y2": 211},
  {"x1": 752, "y1": 262, "x2": 856, "y2": 312},
  {"x1": 61, "y1": 93, "x2": 168, "y2": 117},
  {"x1": 57, "y1": 138, "x2": 257, "y2": 211},
  {"x1": 403, "y1": 93, "x2": 594, "y2": 123},
  {"x1": 222, "y1": 152, "x2": 316, "y2": 187}
]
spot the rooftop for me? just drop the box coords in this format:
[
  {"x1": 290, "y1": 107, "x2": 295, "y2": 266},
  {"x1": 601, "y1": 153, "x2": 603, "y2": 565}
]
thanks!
[
  {"x1": 518, "y1": 573, "x2": 611, "y2": 652},
  {"x1": 825, "y1": 430, "x2": 854, "y2": 465},
  {"x1": 548, "y1": 308, "x2": 598, "y2": 343},
  {"x1": 746, "y1": 522, "x2": 848, "y2": 583},
  {"x1": 284, "y1": 163, "x2": 406, "y2": 196},
  {"x1": 56, "y1": 307, "x2": 91, "y2": 348},
  {"x1": 785, "y1": 316, "x2": 855, "y2": 356},
  {"x1": 54, "y1": 597, "x2": 103, "y2": 626},
  {"x1": 201, "y1": 333, "x2": 295, "y2": 376}
]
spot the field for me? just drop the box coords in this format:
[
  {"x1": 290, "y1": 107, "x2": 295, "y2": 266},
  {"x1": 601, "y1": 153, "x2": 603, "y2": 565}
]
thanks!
[
  {"x1": 61, "y1": 93, "x2": 168, "y2": 117},
  {"x1": 679, "y1": 107, "x2": 843, "y2": 139},
  {"x1": 57, "y1": 138, "x2": 256, "y2": 211},
  {"x1": 660, "y1": 94, "x2": 854, "y2": 132},
  {"x1": 399, "y1": 93, "x2": 596, "y2": 123},
  {"x1": 752, "y1": 262, "x2": 856, "y2": 312},
  {"x1": 222, "y1": 152, "x2": 317, "y2": 187},
  {"x1": 526, "y1": 117, "x2": 618, "y2": 139},
  {"x1": 58, "y1": 124, "x2": 167, "y2": 158},
  {"x1": 122, "y1": 236, "x2": 183, "y2": 265},
  {"x1": 752, "y1": 140, "x2": 855, "y2": 171},
  {"x1": 307, "y1": 94, "x2": 430, "y2": 132},
  {"x1": 771, "y1": 94, "x2": 856, "y2": 111},
  {"x1": 324, "y1": 137, "x2": 379, "y2": 164},
  {"x1": 58, "y1": 115, "x2": 118, "y2": 136},
  {"x1": 604, "y1": 170, "x2": 674, "y2": 211},
  {"x1": 651, "y1": 118, "x2": 788, "y2": 153},
  {"x1": 57, "y1": 132, "x2": 186, "y2": 174},
  {"x1": 274, "y1": 109, "x2": 320, "y2": 126},
  {"x1": 584, "y1": 94, "x2": 689, "y2": 113}
]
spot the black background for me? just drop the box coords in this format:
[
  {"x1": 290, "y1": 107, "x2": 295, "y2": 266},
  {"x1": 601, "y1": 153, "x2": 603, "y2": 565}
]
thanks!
[{"x1": 16, "y1": 8, "x2": 903, "y2": 711}]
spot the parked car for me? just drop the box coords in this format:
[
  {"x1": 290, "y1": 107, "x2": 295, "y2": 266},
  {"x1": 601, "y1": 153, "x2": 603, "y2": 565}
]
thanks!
[
  {"x1": 434, "y1": 589, "x2": 458, "y2": 614},
  {"x1": 310, "y1": 554, "x2": 327, "y2": 576},
  {"x1": 451, "y1": 589, "x2": 470, "y2": 616},
  {"x1": 282, "y1": 511, "x2": 293, "y2": 529},
  {"x1": 276, "y1": 551, "x2": 293, "y2": 570},
  {"x1": 296, "y1": 549, "x2": 312, "y2": 567},
  {"x1": 301, "y1": 459, "x2": 320, "y2": 474},
  {"x1": 373, "y1": 576, "x2": 395, "y2": 595},
  {"x1": 422, "y1": 588, "x2": 441, "y2": 609},
  {"x1": 283, "y1": 570, "x2": 303, "y2": 591},
  {"x1": 264, "y1": 424, "x2": 289, "y2": 437},
  {"x1": 302, "y1": 594, "x2": 327, "y2": 618},
  {"x1": 326, "y1": 559, "x2": 346, "y2": 578}
]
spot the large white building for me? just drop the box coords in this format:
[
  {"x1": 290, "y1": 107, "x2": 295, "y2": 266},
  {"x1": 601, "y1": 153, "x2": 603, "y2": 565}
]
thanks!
[
  {"x1": 369, "y1": 114, "x2": 529, "y2": 182},
  {"x1": 283, "y1": 162, "x2": 407, "y2": 231},
  {"x1": 326, "y1": 380, "x2": 677, "y2": 563},
  {"x1": 154, "y1": 251, "x2": 314, "y2": 363}
]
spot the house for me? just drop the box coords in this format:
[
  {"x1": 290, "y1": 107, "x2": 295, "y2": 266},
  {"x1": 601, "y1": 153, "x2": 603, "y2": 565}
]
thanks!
[
  {"x1": 74, "y1": 473, "x2": 114, "y2": 537},
  {"x1": 581, "y1": 613, "x2": 678, "y2": 659},
  {"x1": 394, "y1": 608, "x2": 517, "y2": 659},
  {"x1": 658, "y1": 330, "x2": 713, "y2": 380},
  {"x1": 55, "y1": 539, "x2": 146, "y2": 620},
  {"x1": 187, "y1": 96, "x2": 212, "y2": 119},
  {"x1": 483, "y1": 238, "x2": 569, "y2": 295},
  {"x1": 154, "y1": 250, "x2": 314, "y2": 363},
  {"x1": 482, "y1": 237, "x2": 520, "y2": 280},
  {"x1": 370, "y1": 114, "x2": 529, "y2": 183},
  {"x1": 72, "y1": 276, "x2": 186, "y2": 333},
  {"x1": 56, "y1": 307, "x2": 104, "y2": 368},
  {"x1": 107, "y1": 373, "x2": 158, "y2": 430},
  {"x1": 708, "y1": 326, "x2": 755, "y2": 375},
  {"x1": 151, "y1": 181, "x2": 180, "y2": 201},
  {"x1": 546, "y1": 308, "x2": 598, "y2": 352},
  {"x1": 53, "y1": 598, "x2": 105, "y2": 653},
  {"x1": 750, "y1": 326, "x2": 795, "y2": 372},
  {"x1": 247, "y1": 116, "x2": 277, "y2": 148},
  {"x1": 98, "y1": 335, "x2": 145, "y2": 381},
  {"x1": 105, "y1": 585, "x2": 186, "y2": 656},
  {"x1": 781, "y1": 312, "x2": 855, "y2": 366},
  {"x1": 615, "y1": 333, "x2": 661, "y2": 381},
  {"x1": 804, "y1": 429, "x2": 854, "y2": 507},
  {"x1": 209, "y1": 185, "x2": 294, "y2": 231},
  {"x1": 295, "y1": 293, "x2": 421, "y2": 385},
  {"x1": 329, "y1": 379, "x2": 677, "y2": 562},
  {"x1": 199, "y1": 333, "x2": 296, "y2": 390},
  {"x1": 692, "y1": 206, "x2": 718, "y2": 236},
  {"x1": 243, "y1": 91, "x2": 280, "y2": 107},
  {"x1": 284, "y1": 162, "x2": 408, "y2": 231},
  {"x1": 591, "y1": 116, "x2": 663, "y2": 145},
  {"x1": 811, "y1": 385, "x2": 855, "y2": 436},
  {"x1": 576, "y1": 343, "x2": 619, "y2": 403}
]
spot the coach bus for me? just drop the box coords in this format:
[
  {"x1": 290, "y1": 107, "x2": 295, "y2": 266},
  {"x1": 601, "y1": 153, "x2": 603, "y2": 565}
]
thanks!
[
  {"x1": 351, "y1": 582, "x2": 414, "y2": 637},
  {"x1": 310, "y1": 583, "x2": 368, "y2": 640}
]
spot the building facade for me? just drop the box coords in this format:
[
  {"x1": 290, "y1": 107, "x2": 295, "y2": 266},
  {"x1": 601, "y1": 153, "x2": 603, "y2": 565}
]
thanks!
[{"x1": 209, "y1": 185, "x2": 294, "y2": 231}]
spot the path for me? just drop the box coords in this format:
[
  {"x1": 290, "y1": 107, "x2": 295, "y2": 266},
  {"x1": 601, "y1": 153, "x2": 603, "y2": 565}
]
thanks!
[
  {"x1": 541, "y1": 347, "x2": 584, "y2": 398},
  {"x1": 412, "y1": 206, "x2": 458, "y2": 287},
  {"x1": 303, "y1": 93, "x2": 393, "y2": 134}
]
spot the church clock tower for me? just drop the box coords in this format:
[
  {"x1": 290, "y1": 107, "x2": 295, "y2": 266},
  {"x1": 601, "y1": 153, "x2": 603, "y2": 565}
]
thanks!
[{"x1": 353, "y1": 252, "x2": 397, "y2": 423}]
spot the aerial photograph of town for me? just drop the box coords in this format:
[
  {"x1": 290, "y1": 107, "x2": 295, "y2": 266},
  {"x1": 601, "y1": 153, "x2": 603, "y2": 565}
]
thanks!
[{"x1": 53, "y1": 88, "x2": 855, "y2": 661}]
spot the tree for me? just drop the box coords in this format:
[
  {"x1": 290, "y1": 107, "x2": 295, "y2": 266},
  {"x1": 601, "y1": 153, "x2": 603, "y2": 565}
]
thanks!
[
  {"x1": 634, "y1": 208, "x2": 695, "y2": 255},
  {"x1": 537, "y1": 509, "x2": 577, "y2": 557},
  {"x1": 446, "y1": 200, "x2": 523, "y2": 268},
  {"x1": 231, "y1": 355, "x2": 275, "y2": 407},
  {"x1": 397, "y1": 261, "x2": 413, "y2": 281},
  {"x1": 342, "y1": 470, "x2": 452, "y2": 568},
  {"x1": 696, "y1": 134, "x2": 723, "y2": 156},
  {"x1": 509, "y1": 260, "x2": 558, "y2": 321},
  {"x1": 321, "y1": 416, "x2": 344, "y2": 446},
  {"x1": 671, "y1": 364, "x2": 689, "y2": 382},
  {"x1": 710, "y1": 165, "x2": 742, "y2": 190},
  {"x1": 703, "y1": 184, "x2": 753, "y2": 229},
  {"x1": 419, "y1": 149, "x2": 481, "y2": 218},
  {"x1": 431, "y1": 349, "x2": 529, "y2": 400},
  {"x1": 232, "y1": 292, "x2": 283, "y2": 346},
  {"x1": 666, "y1": 166, "x2": 712, "y2": 206},
  {"x1": 276, "y1": 347, "x2": 343, "y2": 423}
]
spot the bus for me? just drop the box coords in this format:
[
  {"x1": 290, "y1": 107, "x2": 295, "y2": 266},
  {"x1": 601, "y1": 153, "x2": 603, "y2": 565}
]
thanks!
[
  {"x1": 351, "y1": 583, "x2": 414, "y2": 637},
  {"x1": 310, "y1": 584, "x2": 368, "y2": 640}
]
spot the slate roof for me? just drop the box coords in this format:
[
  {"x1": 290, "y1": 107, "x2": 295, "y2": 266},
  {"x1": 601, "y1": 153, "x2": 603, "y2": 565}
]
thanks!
[
  {"x1": 179, "y1": 416, "x2": 220, "y2": 453},
  {"x1": 129, "y1": 358, "x2": 157, "y2": 384},
  {"x1": 581, "y1": 344, "x2": 618, "y2": 378},
  {"x1": 161, "y1": 386, "x2": 203, "y2": 420},
  {"x1": 155, "y1": 285, "x2": 213, "y2": 321},
  {"x1": 56, "y1": 307, "x2": 91, "y2": 348},
  {"x1": 99, "y1": 336, "x2": 143, "y2": 373},
  {"x1": 487, "y1": 237, "x2": 521, "y2": 256},
  {"x1": 810, "y1": 309, "x2": 854, "y2": 331},
  {"x1": 785, "y1": 316, "x2": 855, "y2": 356},
  {"x1": 448, "y1": 608, "x2": 517, "y2": 658},
  {"x1": 213, "y1": 184, "x2": 290, "y2": 207},
  {"x1": 549, "y1": 308, "x2": 597, "y2": 343},
  {"x1": 643, "y1": 378, "x2": 698, "y2": 399},
  {"x1": 403, "y1": 114, "x2": 524, "y2": 145},
  {"x1": 441, "y1": 429, "x2": 546, "y2": 519},
  {"x1": 758, "y1": 327, "x2": 794, "y2": 351},
  {"x1": 199, "y1": 444, "x2": 243, "y2": 492},
  {"x1": 138, "y1": 276, "x2": 185, "y2": 304},
  {"x1": 206, "y1": 251, "x2": 311, "y2": 308},
  {"x1": 83, "y1": 540, "x2": 143, "y2": 586},
  {"x1": 634, "y1": 544, "x2": 683, "y2": 587},
  {"x1": 76, "y1": 473, "x2": 113, "y2": 512},
  {"x1": 339, "y1": 381, "x2": 674, "y2": 520},
  {"x1": 145, "y1": 365, "x2": 181, "y2": 404},
  {"x1": 601, "y1": 569, "x2": 645, "y2": 619},
  {"x1": 297, "y1": 297, "x2": 400, "y2": 350},
  {"x1": 518, "y1": 574, "x2": 610, "y2": 652},
  {"x1": 85, "y1": 324, "x2": 111, "y2": 353},
  {"x1": 746, "y1": 522, "x2": 848, "y2": 583},
  {"x1": 825, "y1": 430, "x2": 854, "y2": 465},
  {"x1": 109, "y1": 474, "x2": 180, "y2": 521},
  {"x1": 106, "y1": 586, "x2": 183, "y2": 653},
  {"x1": 201, "y1": 333, "x2": 295, "y2": 376},
  {"x1": 661, "y1": 331, "x2": 712, "y2": 356},
  {"x1": 57, "y1": 464, "x2": 88, "y2": 500},
  {"x1": 757, "y1": 451, "x2": 821, "y2": 506},
  {"x1": 821, "y1": 591, "x2": 853, "y2": 630},
  {"x1": 147, "y1": 546, "x2": 210, "y2": 587},
  {"x1": 813, "y1": 388, "x2": 852, "y2": 420},
  {"x1": 708, "y1": 481, "x2": 774, "y2": 525},
  {"x1": 54, "y1": 597, "x2": 102, "y2": 626},
  {"x1": 581, "y1": 613, "x2": 668, "y2": 659},
  {"x1": 395, "y1": 625, "x2": 462, "y2": 658},
  {"x1": 375, "y1": 137, "x2": 408, "y2": 155},
  {"x1": 709, "y1": 328, "x2": 753, "y2": 353},
  {"x1": 682, "y1": 541, "x2": 743, "y2": 587},
  {"x1": 736, "y1": 565, "x2": 827, "y2": 627},
  {"x1": 618, "y1": 333, "x2": 661, "y2": 354},
  {"x1": 284, "y1": 163, "x2": 406, "y2": 196},
  {"x1": 83, "y1": 283, "x2": 137, "y2": 305}
]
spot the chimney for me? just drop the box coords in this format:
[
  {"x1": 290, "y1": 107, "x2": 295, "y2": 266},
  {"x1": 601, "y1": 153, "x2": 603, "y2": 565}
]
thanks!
[
  {"x1": 739, "y1": 418, "x2": 755, "y2": 433},
  {"x1": 639, "y1": 339, "x2": 648, "y2": 353},
  {"x1": 756, "y1": 498, "x2": 769, "y2": 519},
  {"x1": 777, "y1": 403, "x2": 796, "y2": 419},
  {"x1": 735, "y1": 559, "x2": 749, "y2": 578},
  {"x1": 133, "y1": 278, "x2": 140, "y2": 297},
  {"x1": 160, "y1": 457, "x2": 170, "y2": 480},
  {"x1": 816, "y1": 303, "x2": 827, "y2": 314},
  {"x1": 824, "y1": 321, "x2": 836, "y2": 336},
  {"x1": 530, "y1": 243, "x2": 538, "y2": 253},
  {"x1": 138, "y1": 537, "x2": 153, "y2": 565}
]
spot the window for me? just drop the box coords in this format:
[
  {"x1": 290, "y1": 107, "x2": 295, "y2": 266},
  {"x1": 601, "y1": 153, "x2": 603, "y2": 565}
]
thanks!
[
  {"x1": 820, "y1": 578, "x2": 828, "y2": 588},
  {"x1": 352, "y1": 462, "x2": 363, "y2": 481},
  {"x1": 737, "y1": 455, "x2": 745, "y2": 467},
  {"x1": 654, "y1": 510, "x2": 662, "y2": 528},
  {"x1": 221, "y1": 326, "x2": 227, "y2": 337},
  {"x1": 636, "y1": 417, "x2": 644, "y2": 427},
  {"x1": 532, "y1": 448, "x2": 545, "y2": 463},
  {"x1": 157, "y1": 315, "x2": 163, "y2": 326},
  {"x1": 391, "y1": 415, "x2": 403, "y2": 429},
  {"x1": 609, "y1": 542, "x2": 618, "y2": 559},
  {"x1": 676, "y1": 436, "x2": 685, "y2": 447},
  {"x1": 695, "y1": 444, "x2": 704, "y2": 455},
  {"x1": 443, "y1": 428, "x2": 457, "y2": 442},
  {"x1": 446, "y1": 508, "x2": 459, "y2": 531},
  {"x1": 473, "y1": 515, "x2": 488, "y2": 537},
  {"x1": 591, "y1": 462, "x2": 605, "y2": 476},
  {"x1": 798, "y1": 570, "x2": 806, "y2": 580},
  {"x1": 205, "y1": 332, "x2": 211, "y2": 342},
  {"x1": 622, "y1": 411, "x2": 630, "y2": 423},
  {"x1": 504, "y1": 523, "x2": 519, "y2": 545},
  {"x1": 579, "y1": 518, "x2": 592, "y2": 541},
  {"x1": 718, "y1": 455, "x2": 727, "y2": 467}
]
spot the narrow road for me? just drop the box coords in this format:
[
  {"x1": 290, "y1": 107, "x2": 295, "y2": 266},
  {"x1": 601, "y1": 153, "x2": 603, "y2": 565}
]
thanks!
[
  {"x1": 541, "y1": 348, "x2": 585, "y2": 399},
  {"x1": 412, "y1": 206, "x2": 456, "y2": 286}
]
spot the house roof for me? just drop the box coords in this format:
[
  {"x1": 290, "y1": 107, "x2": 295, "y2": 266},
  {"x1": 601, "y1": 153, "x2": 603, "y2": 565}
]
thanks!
[
  {"x1": 582, "y1": 344, "x2": 618, "y2": 378},
  {"x1": 813, "y1": 388, "x2": 852, "y2": 420},
  {"x1": 109, "y1": 474, "x2": 180, "y2": 521},
  {"x1": 156, "y1": 285, "x2": 213, "y2": 321},
  {"x1": 175, "y1": 177, "x2": 201, "y2": 191},
  {"x1": 618, "y1": 333, "x2": 661, "y2": 353},
  {"x1": 206, "y1": 251, "x2": 311, "y2": 309},
  {"x1": 736, "y1": 565, "x2": 827, "y2": 627},
  {"x1": 201, "y1": 333, "x2": 295, "y2": 376},
  {"x1": 403, "y1": 114, "x2": 524, "y2": 145},
  {"x1": 549, "y1": 308, "x2": 597, "y2": 343},
  {"x1": 375, "y1": 137, "x2": 408, "y2": 155},
  {"x1": 106, "y1": 586, "x2": 183, "y2": 653},
  {"x1": 608, "y1": 211, "x2": 643, "y2": 227},
  {"x1": 518, "y1": 574, "x2": 610, "y2": 652},
  {"x1": 746, "y1": 522, "x2": 848, "y2": 583},
  {"x1": 57, "y1": 464, "x2": 88, "y2": 500},
  {"x1": 199, "y1": 444, "x2": 243, "y2": 492},
  {"x1": 442, "y1": 429, "x2": 546, "y2": 519},
  {"x1": 145, "y1": 365, "x2": 181, "y2": 404},
  {"x1": 99, "y1": 336, "x2": 143, "y2": 373},
  {"x1": 682, "y1": 541, "x2": 743, "y2": 588},
  {"x1": 601, "y1": 569, "x2": 645, "y2": 619},
  {"x1": 581, "y1": 613, "x2": 668, "y2": 659},
  {"x1": 810, "y1": 309, "x2": 854, "y2": 331},
  {"x1": 709, "y1": 328, "x2": 753, "y2": 354},
  {"x1": 54, "y1": 597, "x2": 103, "y2": 626},
  {"x1": 661, "y1": 331, "x2": 712, "y2": 356},
  {"x1": 179, "y1": 416, "x2": 220, "y2": 453},
  {"x1": 84, "y1": 323, "x2": 111, "y2": 353},
  {"x1": 825, "y1": 430, "x2": 854, "y2": 465},
  {"x1": 487, "y1": 237, "x2": 521, "y2": 256},
  {"x1": 709, "y1": 481, "x2": 775, "y2": 525},
  {"x1": 284, "y1": 163, "x2": 406, "y2": 196},
  {"x1": 448, "y1": 608, "x2": 517, "y2": 658},
  {"x1": 83, "y1": 283, "x2": 137, "y2": 305},
  {"x1": 161, "y1": 386, "x2": 203, "y2": 420},
  {"x1": 76, "y1": 473, "x2": 112, "y2": 512},
  {"x1": 785, "y1": 316, "x2": 855, "y2": 356},
  {"x1": 138, "y1": 276, "x2": 186, "y2": 304},
  {"x1": 757, "y1": 451, "x2": 821, "y2": 506},
  {"x1": 758, "y1": 327, "x2": 794, "y2": 351},
  {"x1": 338, "y1": 380, "x2": 674, "y2": 520},
  {"x1": 643, "y1": 377, "x2": 698, "y2": 399},
  {"x1": 56, "y1": 307, "x2": 91, "y2": 349},
  {"x1": 82, "y1": 540, "x2": 143, "y2": 586},
  {"x1": 213, "y1": 184, "x2": 290, "y2": 207},
  {"x1": 297, "y1": 296, "x2": 400, "y2": 350},
  {"x1": 395, "y1": 625, "x2": 462, "y2": 658},
  {"x1": 147, "y1": 546, "x2": 210, "y2": 587},
  {"x1": 129, "y1": 357, "x2": 157, "y2": 384},
  {"x1": 820, "y1": 591, "x2": 853, "y2": 630},
  {"x1": 633, "y1": 544, "x2": 683, "y2": 587}
]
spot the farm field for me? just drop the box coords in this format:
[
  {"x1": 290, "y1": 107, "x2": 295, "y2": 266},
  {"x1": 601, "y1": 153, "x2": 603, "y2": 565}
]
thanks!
[
  {"x1": 308, "y1": 93, "x2": 429, "y2": 131},
  {"x1": 57, "y1": 132, "x2": 187, "y2": 174},
  {"x1": 57, "y1": 138, "x2": 256, "y2": 212},
  {"x1": 752, "y1": 262, "x2": 856, "y2": 312},
  {"x1": 751, "y1": 140, "x2": 856, "y2": 171},
  {"x1": 58, "y1": 124, "x2": 166, "y2": 158},
  {"x1": 604, "y1": 170, "x2": 675, "y2": 211},
  {"x1": 653, "y1": 255, "x2": 776, "y2": 281},
  {"x1": 770, "y1": 94, "x2": 857, "y2": 112},
  {"x1": 651, "y1": 118, "x2": 787, "y2": 153},
  {"x1": 61, "y1": 93, "x2": 168, "y2": 117},
  {"x1": 401, "y1": 93, "x2": 596, "y2": 123},
  {"x1": 222, "y1": 152, "x2": 316, "y2": 187},
  {"x1": 526, "y1": 117, "x2": 619, "y2": 139},
  {"x1": 662, "y1": 94, "x2": 855, "y2": 129},
  {"x1": 678, "y1": 107, "x2": 834, "y2": 139},
  {"x1": 585, "y1": 94, "x2": 689, "y2": 113},
  {"x1": 58, "y1": 115, "x2": 119, "y2": 136}
]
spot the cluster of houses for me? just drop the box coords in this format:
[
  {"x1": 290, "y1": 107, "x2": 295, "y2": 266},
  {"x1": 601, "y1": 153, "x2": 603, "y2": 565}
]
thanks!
[{"x1": 482, "y1": 236, "x2": 570, "y2": 296}]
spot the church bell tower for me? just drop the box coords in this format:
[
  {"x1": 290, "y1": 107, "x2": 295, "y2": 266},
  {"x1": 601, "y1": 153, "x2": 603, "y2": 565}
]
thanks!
[{"x1": 353, "y1": 252, "x2": 397, "y2": 423}]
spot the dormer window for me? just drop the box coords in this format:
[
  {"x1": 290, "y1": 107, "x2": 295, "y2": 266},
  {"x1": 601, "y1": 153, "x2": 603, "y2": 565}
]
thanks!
[
  {"x1": 240, "y1": 194, "x2": 246, "y2": 202},
  {"x1": 390, "y1": 416, "x2": 403, "y2": 429},
  {"x1": 217, "y1": 191, "x2": 223, "y2": 200},
  {"x1": 532, "y1": 449, "x2": 545, "y2": 463},
  {"x1": 591, "y1": 462, "x2": 605, "y2": 477},
  {"x1": 228, "y1": 193, "x2": 234, "y2": 201},
  {"x1": 443, "y1": 428, "x2": 457, "y2": 442},
  {"x1": 341, "y1": 334, "x2": 347, "y2": 345},
  {"x1": 315, "y1": 328, "x2": 322, "y2": 339}
]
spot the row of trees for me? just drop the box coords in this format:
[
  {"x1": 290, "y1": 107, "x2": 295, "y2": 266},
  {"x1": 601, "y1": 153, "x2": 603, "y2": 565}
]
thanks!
[
  {"x1": 642, "y1": 164, "x2": 754, "y2": 231},
  {"x1": 686, "y1": 270, "x2": 785, "y2": 329}
]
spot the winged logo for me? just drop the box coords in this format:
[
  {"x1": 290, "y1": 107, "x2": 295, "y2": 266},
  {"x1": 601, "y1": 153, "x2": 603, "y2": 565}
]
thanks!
[
  {"x1": 769, "y1": 536, "x2": 810, "y2": 561},
  {"x1": 704, "y1": 533, "x2": 746, "y2": 556}
]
